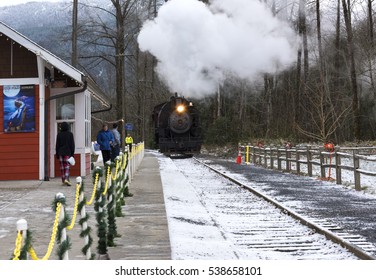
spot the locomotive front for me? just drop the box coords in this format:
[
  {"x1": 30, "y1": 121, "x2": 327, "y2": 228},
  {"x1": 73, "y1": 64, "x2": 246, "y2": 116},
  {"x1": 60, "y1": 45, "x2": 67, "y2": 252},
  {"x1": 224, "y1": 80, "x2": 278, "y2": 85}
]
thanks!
[{"x1": 153, "y1": 95, "x2": 202, "y2": 156}]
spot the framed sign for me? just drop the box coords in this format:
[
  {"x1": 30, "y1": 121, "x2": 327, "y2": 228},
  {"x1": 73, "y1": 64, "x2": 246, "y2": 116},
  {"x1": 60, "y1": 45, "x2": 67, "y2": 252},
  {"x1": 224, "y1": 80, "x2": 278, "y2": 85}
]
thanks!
[
  {"x1": 125, "y1": 123, "x2": 133, "y2": 131},
  {"x1": 3, "y1": 85, "x2": 36, "y2": 133}
]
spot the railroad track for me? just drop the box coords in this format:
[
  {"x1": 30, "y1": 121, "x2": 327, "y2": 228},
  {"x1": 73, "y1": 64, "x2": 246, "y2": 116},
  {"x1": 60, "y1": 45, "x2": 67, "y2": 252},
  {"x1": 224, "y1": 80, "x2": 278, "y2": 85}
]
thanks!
[{"x1": 172, "y1": 157, "x2": 376, "y2": 260}]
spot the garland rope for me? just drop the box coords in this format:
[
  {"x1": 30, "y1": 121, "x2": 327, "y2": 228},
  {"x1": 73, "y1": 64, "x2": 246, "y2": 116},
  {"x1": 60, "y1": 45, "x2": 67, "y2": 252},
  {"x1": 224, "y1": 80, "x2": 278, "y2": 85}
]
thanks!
[
  {"x1": 86, "y1": 172, "x2": 99, "y2": 206},
  {"x1": 12, "y1": 231, "x2": 23, "y2": 260},
  {"x1": 115, "y1": 156, "x2": 125, "y2": 217},
  {"x1": 111, "y1": 159, "x2": 119, "y2": 181},
  {"x1": 28, "y1": 202, "x2": 62, "y2": 260},
  {"x1": 103, "y1": 165, "x2": 111, "y2": 195},
  {"x1": 67, "y1": 183, "x2": 81, "y2": 230}
]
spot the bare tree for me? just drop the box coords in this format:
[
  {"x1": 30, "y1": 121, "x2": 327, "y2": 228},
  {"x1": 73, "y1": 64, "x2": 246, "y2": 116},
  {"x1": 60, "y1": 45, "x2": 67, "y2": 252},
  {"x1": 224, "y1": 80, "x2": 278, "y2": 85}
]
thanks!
[
  {"x1": 342, "y1": 0, "x2": 361, "y2": 140},
  {"x1": 295, "y1": 0, "x2": 309, "y2": 128},
  {"x1": 77, "y1": 1, "x2": 138, "y2": 142},
  {"x1": 72, "y1": 0, "x2": 78, "y2": 67},
  {"x1": 316, "y1": 0, "x2": 324, "y2": 73},
  {"x1": 297, "y1": 84, "x2": 352, "y2": 142},
  {"x1": 367, "y1": 0, "x2": 376, "y2": 98}
]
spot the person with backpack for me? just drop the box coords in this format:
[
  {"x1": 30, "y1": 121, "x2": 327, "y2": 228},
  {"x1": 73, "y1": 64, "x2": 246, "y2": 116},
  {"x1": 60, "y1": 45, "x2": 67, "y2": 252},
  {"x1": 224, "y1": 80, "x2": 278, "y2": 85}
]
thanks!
[
  {"x1": 110, "y1": 123, "x2": 121, "y2": 161},
  {"x1": 55, "y1": 122, "x2": 75, "y2": 186}
]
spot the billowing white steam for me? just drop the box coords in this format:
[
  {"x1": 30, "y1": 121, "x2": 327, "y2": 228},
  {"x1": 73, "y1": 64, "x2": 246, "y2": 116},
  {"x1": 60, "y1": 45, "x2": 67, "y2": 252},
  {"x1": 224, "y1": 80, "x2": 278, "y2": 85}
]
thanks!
[{"x1": 138, "y1": 0, "x2": 297, "y2": 97}]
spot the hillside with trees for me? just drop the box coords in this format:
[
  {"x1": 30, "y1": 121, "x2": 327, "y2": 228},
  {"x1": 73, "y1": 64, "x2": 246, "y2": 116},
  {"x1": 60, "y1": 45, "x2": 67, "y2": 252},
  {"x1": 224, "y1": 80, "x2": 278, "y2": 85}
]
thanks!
[{"x1": 1, "y1": 0, "x2": 376, "y2": 147}]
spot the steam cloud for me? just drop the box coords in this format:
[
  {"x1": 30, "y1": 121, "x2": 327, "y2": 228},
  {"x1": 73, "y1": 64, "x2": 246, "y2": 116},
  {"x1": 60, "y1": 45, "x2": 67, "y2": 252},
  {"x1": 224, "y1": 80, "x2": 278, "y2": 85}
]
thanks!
[{"x1": 138, "y1": 0, "x2": 297, "y2": 97}]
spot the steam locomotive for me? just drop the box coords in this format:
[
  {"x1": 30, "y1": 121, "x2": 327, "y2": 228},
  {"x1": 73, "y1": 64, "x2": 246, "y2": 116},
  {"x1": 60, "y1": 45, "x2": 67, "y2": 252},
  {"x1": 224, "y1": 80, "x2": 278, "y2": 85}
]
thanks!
[{"x1": 152, "y1": 94, "x2": 202, "y2": 156}]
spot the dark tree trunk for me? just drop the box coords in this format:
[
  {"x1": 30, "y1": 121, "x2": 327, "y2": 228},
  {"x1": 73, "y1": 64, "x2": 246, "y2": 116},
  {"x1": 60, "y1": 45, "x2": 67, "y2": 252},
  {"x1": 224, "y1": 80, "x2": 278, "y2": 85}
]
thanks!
[
  {"x1": 71, "y1": 0, "x2": 78, "y2": 67},
  {"x1": 316, "y1": 0, "x2": 324, "y2": 73},
  {"x1": 342, "y1": 0, "x2": 361, "y2": 140}
]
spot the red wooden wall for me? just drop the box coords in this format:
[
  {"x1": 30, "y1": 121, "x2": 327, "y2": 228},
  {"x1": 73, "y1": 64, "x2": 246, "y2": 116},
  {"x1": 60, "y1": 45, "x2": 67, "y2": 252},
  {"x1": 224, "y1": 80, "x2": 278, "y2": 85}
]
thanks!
[{"x1": 0, "y1": 85, "x2": 40, "y2": 180}]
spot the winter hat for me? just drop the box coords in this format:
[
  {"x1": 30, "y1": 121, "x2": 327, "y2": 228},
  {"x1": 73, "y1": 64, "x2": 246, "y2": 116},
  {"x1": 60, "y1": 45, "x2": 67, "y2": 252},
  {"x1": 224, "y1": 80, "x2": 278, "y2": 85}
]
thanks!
[{"x1": 61, "y1": 122, "x2": 69, "y2": 131}]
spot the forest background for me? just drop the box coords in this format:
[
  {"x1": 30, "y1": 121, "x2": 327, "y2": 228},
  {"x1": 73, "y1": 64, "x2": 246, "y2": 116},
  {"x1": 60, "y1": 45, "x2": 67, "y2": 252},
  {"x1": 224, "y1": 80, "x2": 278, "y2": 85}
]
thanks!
[{"x1": 1, "y1": 0, "x2": 376, "y2": 149}]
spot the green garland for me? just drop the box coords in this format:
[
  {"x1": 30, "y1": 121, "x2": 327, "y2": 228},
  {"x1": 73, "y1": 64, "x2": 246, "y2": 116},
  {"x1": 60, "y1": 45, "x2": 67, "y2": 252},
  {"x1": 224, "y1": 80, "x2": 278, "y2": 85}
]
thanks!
[
  {"x1": 124, "y1": 175, "x2": 133, "y2": 197},
  {"x1": 115, "y1": 178, "x2": 125, "y2": 217},
  {"x1": 77, "y1": 180, "x2": 95, "y2": 260},
  {"x1": 123, "y1": 154, "x2": 132, "y2": 197},
  {"x1": 53, "y1": 195, "x2": 72, "y2": 260},
  {"x1": 94, "y1": 167, "x2": 108, "y2": 256},
  {"x1": 107, "y1": 182, "x2": 118, "y2": 246},
  {"x1": 20, "y1": 230, "x2": 32, "y2": 260},
  {"x1": 108, "y1": 160, "x2": 120, "y2": 245},
  {"x1": 115, "y1": 156, "x2": 126, "y2": 217},
  {"x1": 10, "y1": 229, "x2": 32, "y2": 260}
]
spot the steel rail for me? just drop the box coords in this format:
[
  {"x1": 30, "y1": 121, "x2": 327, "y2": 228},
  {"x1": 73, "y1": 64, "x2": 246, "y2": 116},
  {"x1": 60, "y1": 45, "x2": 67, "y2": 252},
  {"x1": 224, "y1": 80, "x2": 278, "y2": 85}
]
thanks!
[{"x1": 194, "y1": 157, "x2": 376, "y2": 260}]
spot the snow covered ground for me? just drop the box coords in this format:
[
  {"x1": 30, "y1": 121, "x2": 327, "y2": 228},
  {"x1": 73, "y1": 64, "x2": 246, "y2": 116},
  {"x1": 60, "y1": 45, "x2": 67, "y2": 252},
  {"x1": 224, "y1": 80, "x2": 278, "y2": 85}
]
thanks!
[{"x1": 155, "y1": 152, "x2": 358, "y2": 260}]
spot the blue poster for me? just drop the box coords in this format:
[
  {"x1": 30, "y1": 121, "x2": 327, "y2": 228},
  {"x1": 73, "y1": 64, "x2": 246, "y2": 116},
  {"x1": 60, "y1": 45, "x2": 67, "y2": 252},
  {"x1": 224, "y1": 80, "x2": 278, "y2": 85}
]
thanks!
[{"x1": 3, "y1": 85, "x2": 36, "y2": 133}]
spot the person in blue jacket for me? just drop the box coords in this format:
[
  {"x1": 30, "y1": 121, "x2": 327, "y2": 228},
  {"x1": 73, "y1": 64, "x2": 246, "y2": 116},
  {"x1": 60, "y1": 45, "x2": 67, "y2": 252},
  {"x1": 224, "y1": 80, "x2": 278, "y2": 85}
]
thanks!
[{"x1": 96, "y1": 123, "x2": 114, "y2": 164}]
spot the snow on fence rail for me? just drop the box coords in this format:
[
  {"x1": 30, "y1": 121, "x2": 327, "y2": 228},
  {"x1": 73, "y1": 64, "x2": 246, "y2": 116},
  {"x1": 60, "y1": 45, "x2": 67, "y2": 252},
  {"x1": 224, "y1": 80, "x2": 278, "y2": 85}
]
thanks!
[{"x1": 243, "y1": 145, "x2": 376, "y2": 191}]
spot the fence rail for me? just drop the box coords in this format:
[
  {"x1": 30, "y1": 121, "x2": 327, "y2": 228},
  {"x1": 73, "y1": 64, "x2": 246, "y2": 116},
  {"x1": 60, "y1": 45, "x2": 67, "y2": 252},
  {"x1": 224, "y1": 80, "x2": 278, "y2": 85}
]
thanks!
[{"x1": 243, "y1": 145, "x2": 376, "y2": 191}]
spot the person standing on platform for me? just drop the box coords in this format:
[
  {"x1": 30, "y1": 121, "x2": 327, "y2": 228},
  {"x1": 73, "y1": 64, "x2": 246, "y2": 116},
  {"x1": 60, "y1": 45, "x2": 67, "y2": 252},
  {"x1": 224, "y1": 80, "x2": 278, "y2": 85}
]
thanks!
[
  {"x1": 110, "y1": 123, "x2": 121, "y2": 161},
  {"x1": 55, "y1": 122, "x2": 75, "y2": 186},
  {"x1": 97, "y1": 123, "x2": 114, "y2": 165},
  {"x1": 125, "y1": 133, "x2": 133, "y2": 153}
]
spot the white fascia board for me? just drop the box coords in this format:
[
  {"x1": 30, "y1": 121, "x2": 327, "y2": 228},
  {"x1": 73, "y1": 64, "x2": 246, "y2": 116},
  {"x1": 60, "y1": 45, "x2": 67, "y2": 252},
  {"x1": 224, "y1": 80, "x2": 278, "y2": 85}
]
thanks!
[
  {"x1": 0, "y1": 78, "x2": 39, "y2": 85},
  {"x1": 86, "y1": 78, "x2": 111, "y2": 107}
]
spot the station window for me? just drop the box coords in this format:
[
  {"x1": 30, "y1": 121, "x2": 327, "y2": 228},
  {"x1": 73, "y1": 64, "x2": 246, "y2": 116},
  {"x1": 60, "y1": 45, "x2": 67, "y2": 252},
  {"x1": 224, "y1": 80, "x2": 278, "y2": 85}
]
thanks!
[{"x1": 56, "y1": 95, "x2": 75, "y2": 120}]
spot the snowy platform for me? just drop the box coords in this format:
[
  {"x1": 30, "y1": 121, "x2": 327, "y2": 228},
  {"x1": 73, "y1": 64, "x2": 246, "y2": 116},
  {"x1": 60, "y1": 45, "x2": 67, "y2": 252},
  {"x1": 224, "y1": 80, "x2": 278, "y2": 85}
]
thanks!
[
  {"x1": 108, "y1": 152, "x2": 171, "y2": 259},
  {"x1": 0, "y1": 152, "x2": 171, "y2": 260}
]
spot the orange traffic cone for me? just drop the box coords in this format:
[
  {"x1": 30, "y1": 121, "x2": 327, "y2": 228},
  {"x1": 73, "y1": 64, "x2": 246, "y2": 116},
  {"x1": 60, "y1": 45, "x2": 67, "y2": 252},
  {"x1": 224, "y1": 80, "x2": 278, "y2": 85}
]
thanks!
[{"x1": 236, "y1": 150, "x2": 242, "y2": 164}]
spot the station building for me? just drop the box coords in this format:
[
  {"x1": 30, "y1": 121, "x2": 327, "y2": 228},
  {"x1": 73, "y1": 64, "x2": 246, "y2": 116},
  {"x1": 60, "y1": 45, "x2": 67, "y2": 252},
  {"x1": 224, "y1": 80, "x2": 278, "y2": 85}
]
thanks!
[{"x1": 0, "y1": 21, "x2": 111, "y2": 181}]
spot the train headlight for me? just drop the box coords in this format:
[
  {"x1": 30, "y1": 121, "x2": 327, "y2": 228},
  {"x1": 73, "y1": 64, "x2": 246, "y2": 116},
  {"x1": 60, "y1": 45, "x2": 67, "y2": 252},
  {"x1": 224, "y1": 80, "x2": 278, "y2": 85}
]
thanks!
[{"x1": 176, "y1": 105, "x2": 185, "y2": 113}]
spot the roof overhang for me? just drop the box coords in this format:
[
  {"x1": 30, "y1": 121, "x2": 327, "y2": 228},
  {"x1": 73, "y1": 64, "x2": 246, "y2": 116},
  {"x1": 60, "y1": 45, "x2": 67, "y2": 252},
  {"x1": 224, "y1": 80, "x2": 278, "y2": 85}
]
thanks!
[{"x1": 0, "y1": 21, "x2": 111, "y2": 108}]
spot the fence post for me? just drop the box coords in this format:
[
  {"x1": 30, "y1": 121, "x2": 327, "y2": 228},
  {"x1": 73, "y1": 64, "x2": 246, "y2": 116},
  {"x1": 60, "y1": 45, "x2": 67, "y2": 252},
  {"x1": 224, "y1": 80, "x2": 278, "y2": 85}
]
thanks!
[
  {"x1": 296, "y1": 149, "x2": 300, "y2": 174},
  {"x1": 55, "y1": 193, "x2": 69, "y2": 260},
  {"x1": 286, "y1": 147, "x2": 291, "y2": 172},
  {"x1": 277, "y1": 148, "x2": 282, "y2": 170},
  {"x1": 94, "y1": 167, "x2": 110, "y2": 260},
  {"x1": 15, "y1": 219, "x2": 28, "y2": 260},
  {"x1": 320, "y1": 148, "x2": 325, "y2": 178},
  {"x1": 335, "y1": 149, "x2": 342, "y2": 185},
  {"x1": 264, "y1": 148, "x2": 268, "y2": 168},
  {"x1": 258, "y1": 147, "x2": 262, "y2": 165},
  {"x1": 353, "y1": 150, "x2": 361, "y2": 191},
  {"x1": 116, "y1": 154, "x2": 126, "y2": 217},
  {"x1": 254, "y1": 147, "x2": 258, "y2": 165},
  {"x1": 270, "y1": 148, "x2": 274, "y2": 169},
  {"x1": 252, "y1": 146, "x2": 256, "y2": 164},
  {"x1": 307, "y1": 146, "x2": 312, "y2": 177},
  {"x1": 76, "y1": 176, "x2": 94, "y2": 260},
  {"x1": 107, "y1": 162, "x2": 118, "y2": 247}
]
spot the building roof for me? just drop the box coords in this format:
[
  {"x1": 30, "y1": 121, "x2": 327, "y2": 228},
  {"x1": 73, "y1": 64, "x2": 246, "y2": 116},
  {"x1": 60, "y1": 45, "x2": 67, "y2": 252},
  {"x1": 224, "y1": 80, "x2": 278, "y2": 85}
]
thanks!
[{"x1": 0, "y1": 21, "x2": 111, "y2": 108}]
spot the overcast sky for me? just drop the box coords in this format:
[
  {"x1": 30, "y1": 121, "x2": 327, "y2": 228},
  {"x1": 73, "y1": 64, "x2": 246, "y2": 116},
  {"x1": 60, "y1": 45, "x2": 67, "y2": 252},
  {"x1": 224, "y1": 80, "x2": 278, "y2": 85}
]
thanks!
[{"x1": 0, "y1": 0, "x2": 65, "y2": 7}]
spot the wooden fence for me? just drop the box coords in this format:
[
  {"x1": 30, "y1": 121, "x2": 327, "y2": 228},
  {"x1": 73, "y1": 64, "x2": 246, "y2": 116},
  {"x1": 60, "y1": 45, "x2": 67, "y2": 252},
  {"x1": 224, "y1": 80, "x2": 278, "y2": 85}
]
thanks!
[{"x1": 243, "y1": 145, "x2": 376, "y2": 191}]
